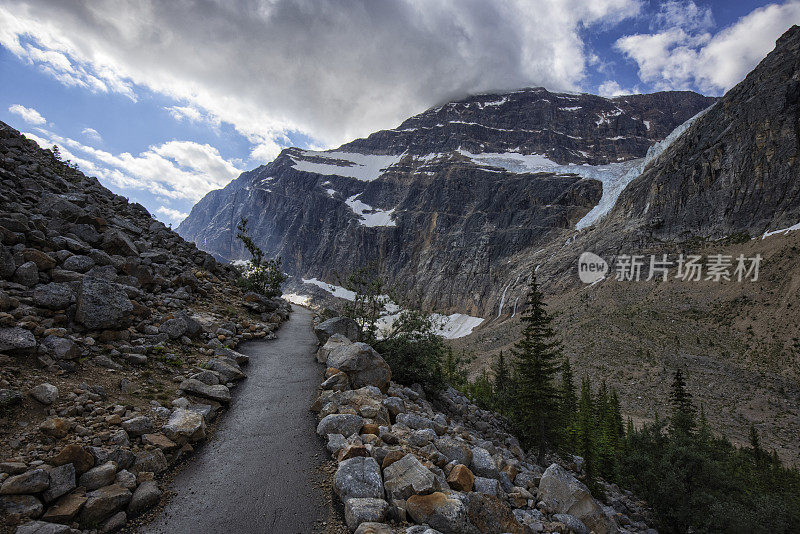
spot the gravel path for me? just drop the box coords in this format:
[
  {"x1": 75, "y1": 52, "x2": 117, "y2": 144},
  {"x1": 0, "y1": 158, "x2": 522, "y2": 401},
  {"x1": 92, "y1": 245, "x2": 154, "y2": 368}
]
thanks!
[{"x1": 141, "y1": 305, "x2": 329, "y2": 534}]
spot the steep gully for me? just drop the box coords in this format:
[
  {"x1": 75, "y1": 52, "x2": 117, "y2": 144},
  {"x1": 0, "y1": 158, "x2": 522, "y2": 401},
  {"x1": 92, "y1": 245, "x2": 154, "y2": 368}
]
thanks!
[{"x1": 141, "y1": 306, "x2": 328, "y2": 533}]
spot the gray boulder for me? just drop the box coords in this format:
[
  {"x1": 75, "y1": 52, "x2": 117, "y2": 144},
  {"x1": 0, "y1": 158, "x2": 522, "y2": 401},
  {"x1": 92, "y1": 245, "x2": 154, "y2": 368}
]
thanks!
[
  {"x1": 327, "y1": 342, "x2": 391, "y2": 393},
  {"x1": 62, "y1": 254, "x2": 95, "y2": 273},
  {"x1": 121, "y1": 416, "x2": 153, "y2": 437},
  {"x1": 539, "y1": 463, "x2": 615, "y2": 534},
  {"x1": 29, "y1": 383, "x2": 58, "y2": 405},
  {"x1": 127, "y1": 480, "x2": 161, "y2": 517},
  {"x1": 40, "y1": 336, "x2": 78, "y2": 360},
  {"x1": 554, "y1": 514, "x2": 590, "y2": 534},
  {"x1": 42, "y1": 463, "x2": 75, "y2": 503},
  {"x1": 434, "y1": 437, "x2": 472, "y2": 466},
  {"x1": 470, "y1": 447, "x2": 500, "y2": 479},
  {"x1": 383, "y1": 453, "x2": 439, "y2": 501},
  {"x1": 179, "y1": 379, "x2": 231, "y2": 404},
  {"x1": 0, "y1": 327, "x2": 36, "y2": 353},
  {"x1": 14, "y1": 521, "x2": 72, "y2": 534},
  {"x1": 162, "y1": 408, "x2": 206, "y2": 443},
  {"x1": 204, "y1": 358, "x2": 245, "y2": 382},
  {"x1": 315, "y1": 316, "x2": 360, "y2": 344},
  {"x1": 79, "y1": 484, "x2": 132, "y2": 525},
  {"x1": 316, "y1": 334, "x2": 352, "y2": 364},
  {"x1": 14, "y1": 261, "x2": 39, "y2": 287},
  {"x1": 345, "y1": 498, "x2": 389, "y2": 531},
  {"x1": 32, "y1": 283, "x2": 74, "y2": 309},
  {"x1": 317, "y1": 414, "x2": 364, "y2": 438},
  {"x1": 74, "y1": 277, "x2": 133, "y2": 330},
  {"x1": 0, "y1": 469, "x2": 50, "y2": 495},
  {"x1": 78, "y1": 461, "x2": 117, "y2": 491},
  {"x1": 334, "y1": 456, "x2": 384, "y2": 501}
]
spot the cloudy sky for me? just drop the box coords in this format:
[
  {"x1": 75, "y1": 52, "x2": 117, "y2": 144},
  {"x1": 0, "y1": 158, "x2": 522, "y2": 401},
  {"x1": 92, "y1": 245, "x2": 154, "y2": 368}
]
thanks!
[{"x1": 0, "y1": 0, "x2": 797, "y2": 225}]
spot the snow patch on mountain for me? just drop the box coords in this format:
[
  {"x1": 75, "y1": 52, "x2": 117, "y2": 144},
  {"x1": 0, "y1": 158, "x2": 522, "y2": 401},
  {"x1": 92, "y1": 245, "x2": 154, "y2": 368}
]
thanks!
[
  {"x1": 290, "y1": 150, "x2": 404, "y2": 182},
  {"x1": 302, "y1": 278, "x2": 356, "y2": 301},
  {"x1": 762, "y1": 220, "x2": 800, "y2": 239},
  {"x1": 345, "y1": 194, "x2": 397, "y2": 227}
]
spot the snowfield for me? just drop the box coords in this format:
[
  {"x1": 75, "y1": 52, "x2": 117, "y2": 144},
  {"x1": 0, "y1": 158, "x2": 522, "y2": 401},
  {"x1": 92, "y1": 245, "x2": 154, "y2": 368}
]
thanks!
[{"x1": 290, "y1": 150, "x2": 404, "y2": 182}]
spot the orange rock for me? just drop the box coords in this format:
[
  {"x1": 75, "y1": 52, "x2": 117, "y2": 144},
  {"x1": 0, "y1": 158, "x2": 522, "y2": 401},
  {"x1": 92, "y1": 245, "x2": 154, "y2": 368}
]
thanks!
[
  {"x1": 51, "y1": 444, "x2": 94, "y2": 475},
  {"x1": 446, "y1": 464, "x2": 474, "y2": 491},
  {"x1": 361, "y1": 423, "x2": 380, "y2": 436},
  {"x1": 381, "y1": 450, "x2": 406, "y2": 470}
]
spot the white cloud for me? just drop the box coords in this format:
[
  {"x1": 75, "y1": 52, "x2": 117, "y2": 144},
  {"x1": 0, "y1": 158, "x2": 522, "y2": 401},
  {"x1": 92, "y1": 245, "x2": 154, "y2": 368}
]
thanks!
[
  {"x1": 0, "y1": 0, "x2": 642, "y2": 160},
  {"x1": 617, "y1": 1, "x2": 800, "y2": 94},
  {"x1": 8, "y1": 104, "x2": 46, "y2": 125},
  {"x1": 597, "y1": 80, "x2": 639, "y2": 97},
  {"x1": 652, "y1": 0, "x2": 714, "y2": 33},
  {"x1": 156, "y1": 206, "x2": 188, "y2": 224},
  {"x1": 81, "y1": 127, "x2": 102, "y2": 142},
  {"x1": 24, "y1": 128, "x2": 241, "y2": 202}
]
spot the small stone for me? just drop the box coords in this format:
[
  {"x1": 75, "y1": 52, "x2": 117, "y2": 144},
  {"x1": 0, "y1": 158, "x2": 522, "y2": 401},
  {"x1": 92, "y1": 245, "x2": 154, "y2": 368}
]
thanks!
[
  {"x1": 13, "y1": 261, "x2": 39, "y2": 287},
  {"x1": 162, "y1": 408, "x2": 206, "y2": 443},
  {"x1": 0, "y1": 327, "x2": 36, "y2": 353},
  {"x1": 334, "y1": 456, "x2": 384, "y2": 502},
  {"x1": 317, "y1": 413, "x2": 364, "y2": 438},
  {"x1": 100, "y1": 510, "x2": 127, "y2": 533},
  {"x1": 14, "y1": 520, "x2": 72, "y2": 534},
  {"x1": 39, "y1": 418, "x2": 70, "y2": 439},
  {"x1": 0, "y1": 388, "x2": 23, "y2": 408},
  {"x1": 114, "y1": 470, "x2": 137, "y2": 490}
]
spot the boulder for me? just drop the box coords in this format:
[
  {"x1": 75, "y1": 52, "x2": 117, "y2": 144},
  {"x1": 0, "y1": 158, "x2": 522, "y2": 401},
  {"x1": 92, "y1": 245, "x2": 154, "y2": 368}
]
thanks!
[
  {"x1": 446, "y1": 464, "x2": 474, "y2": 492},
  {"x1": 470, "y1": 447, "x2": 500, "y2": 479},
  {"x1": 162, "y1": 408, "x2": 206, "y2": 443},
  {"x1": 383, "y1": 453, "x2": 439, "y2": 501},
  {"x1": 204, "y1": 358, "x2": 245, "y2": 382},
  {"x1": 179, "y1": 379, "x2": 231, "y2": 404},
  {"x1": 0, "y1": 327, "x2": 36, "y2": 353},
  {"x1": 406, "y1": 492, "x2": 474, "y2": 534},
  {"x1": 0, "y1": 388, "x2": 22, "y2": 409},
  {"x1": 14, "y1": 520, "x2": 72, "y2": 534},
  {"x1": 101, "y1": 511, "x2": 127, "y2": 533},
  {"x1": 102, "y1": 230, "x2": 137, "y2": 256},
  {"x1": 315, "y1": 316, "x2": 360, "y2": 344},
  {"x1": 0, "y1": 495, "x2": 43, "y2": 522},
  {"x1": 50, "y1": 444, "x2": 95, "y2": 475},
  {"x1": 14, "y1": 261, "x2": 39, "y2": 287},
  {"x1": 538, "y1": 463, "x2": 615, "y2": 534},
  {"x1": 32, "y1": 283, "x2": 74, "y2": 309},
  {"x1": 473, "y1": 476, "x2": 500, "y2": 496},
  {"x1": 78, "y1": 462, "x2": 117, "y2": 491},
  {"x1": 0, "y1": 469, "x2": 50, "y2": 495},
  {"x1": 127, "y1": 480, "x2": 161, "y2": 517},
  {"x1": 435, "y1": 437, "x2": 473, "y2": 466},
  {"x1": 158, "y1": 317, "x2": 188, "y2": 339},
  {"x1": 132, "y1": 450, "x2": 168, "y2": 475},
  {"x1": 317, "y1": 333, "x2": 352, "y2": 364},
  {"x1": 553, "y1": 514, "x2": 589, "y2": 534},
  {"x1": 334, "y1": 457, "x2": 384, "y2": 502},
  {"x1": 465, "y1": 492, "x2": 528, "y2": 534},
  {"x1": 74, "y1": 277, "x2": 133, "y2": 330},
  {"x1": 317, "y1": 413, "x2": 365, "y2": 438},
  {"x1": 354, "y1": 523, "x2": 393, "y2": 534},
  {"x1": 41, "y1": 492, "x2": 87, "y2": 524},
  {"x1": 121, "y1": 415, "x2": 153, "y2": 437},
  {"x1": 327, "y1": 342, "x2": 391, "y2": 392},
  {"x1": 42, "y1": 464, "x2": 76, "y2": 503},
  {"x1": 79, "y1": 485, "x2": 131, "y2": 526},
  {"x1": 62, "y1": 254, "x2": 95, "y2": 273},
  {"x1": 40, "y1": 336, "x2": 79, "y2": 360},
  {"x1": 29, "y1": 383, "x2": 59, "y2": 405},
  {"x1": 344, "y1": 498, "x2": 389, "y2": 531}
]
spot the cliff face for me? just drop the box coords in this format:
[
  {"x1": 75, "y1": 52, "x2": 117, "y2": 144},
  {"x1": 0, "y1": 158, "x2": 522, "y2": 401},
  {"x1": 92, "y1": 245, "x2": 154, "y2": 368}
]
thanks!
[{"x1": 178, "y1": 88, "x2": 714, "y2": 315}]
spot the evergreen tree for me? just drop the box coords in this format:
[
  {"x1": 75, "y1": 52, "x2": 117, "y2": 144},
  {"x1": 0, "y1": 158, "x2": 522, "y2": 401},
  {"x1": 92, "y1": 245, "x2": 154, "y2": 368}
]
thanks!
[
  {"x1": 668, "y1": 369, "x2": 695, "y2": 437},
  {"x1": 558, "y1": 358, "x2": 578, "y2": 451},
  {"x1": 577, "y1": 376, "x2": 597, "y2": 482},
  {"x1": 492, "y1": 351, "x2": 511, "y2": 415},
  {"x1": 510, "y1": 270, "x2": 561, "y2": 462}
]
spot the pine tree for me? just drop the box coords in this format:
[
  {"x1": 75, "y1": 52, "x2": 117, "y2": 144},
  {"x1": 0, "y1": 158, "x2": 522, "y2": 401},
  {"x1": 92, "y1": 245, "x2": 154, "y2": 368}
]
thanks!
[
  {"x1": 577, "y1": 376, "x2": 597, "y2": 481},
  {"x1": 510, "y1": 270, "x2": 561, "y2": 463},
  {"x1": 558, "y1": 358, "x2": 578, "y2": 451},
  {"x1": 669, "y1": 369, "x2": 696, "y2": 437},
  {"x1": 492, "y1": 351, "x2": 511, "y2": 415}
]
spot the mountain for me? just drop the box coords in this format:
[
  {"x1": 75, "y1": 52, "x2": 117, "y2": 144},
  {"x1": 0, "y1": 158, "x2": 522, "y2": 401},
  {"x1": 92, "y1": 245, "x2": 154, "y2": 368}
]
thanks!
[
  {"x1": 179, "y1": 26, "x2": 800, "y2": 462},
  {"x1": 178, "y1": 89, "x2": 714, "y2": 316}
]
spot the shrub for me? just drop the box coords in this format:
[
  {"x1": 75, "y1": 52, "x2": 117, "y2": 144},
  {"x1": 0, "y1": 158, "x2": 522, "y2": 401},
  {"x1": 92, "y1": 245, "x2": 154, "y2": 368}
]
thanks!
[{"x1": 235, "y1": 217, "x2": 286, "y2": 298}]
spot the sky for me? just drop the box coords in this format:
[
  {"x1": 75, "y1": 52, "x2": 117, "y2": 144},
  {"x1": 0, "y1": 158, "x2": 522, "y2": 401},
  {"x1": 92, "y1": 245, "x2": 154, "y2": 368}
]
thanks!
[{"x1": 0, "y1": 0, "x2": 797, "y2": 226}]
